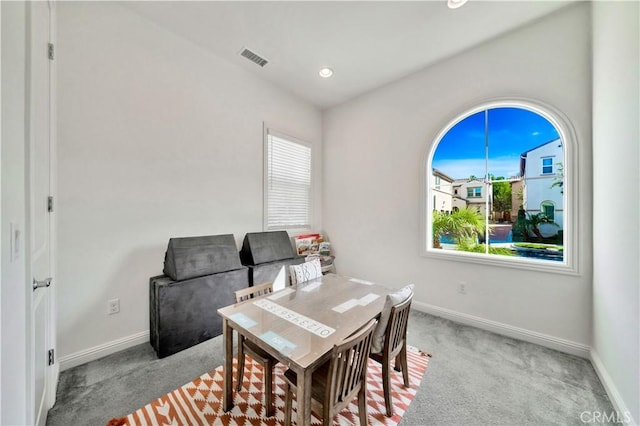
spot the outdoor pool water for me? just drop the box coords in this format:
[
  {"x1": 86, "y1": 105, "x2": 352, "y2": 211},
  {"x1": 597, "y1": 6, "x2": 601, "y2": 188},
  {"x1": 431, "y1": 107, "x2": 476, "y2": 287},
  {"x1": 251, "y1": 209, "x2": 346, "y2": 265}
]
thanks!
[
  {"x1": 514, "y1": 246, "x2": 563, "y2": 261},
  {"x1": 439, "y1": 225, "x2": 564, "y2": 262}
]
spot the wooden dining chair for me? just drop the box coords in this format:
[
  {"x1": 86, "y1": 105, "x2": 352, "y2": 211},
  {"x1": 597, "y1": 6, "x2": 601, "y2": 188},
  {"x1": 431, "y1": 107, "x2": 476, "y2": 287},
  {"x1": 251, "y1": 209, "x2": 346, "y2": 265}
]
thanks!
[
  {"x1": 283, "y1": 317, "x2": 378, "y2": 426},
  {"x1": 234, "y1": 281, "x2": 274, "y2": 303},
  {"x1": 369, "y1": 291, "x2": 414, "y2": 417},
  {"x1": 234, "y1": 282, "x2": 278, "y2": 417}
]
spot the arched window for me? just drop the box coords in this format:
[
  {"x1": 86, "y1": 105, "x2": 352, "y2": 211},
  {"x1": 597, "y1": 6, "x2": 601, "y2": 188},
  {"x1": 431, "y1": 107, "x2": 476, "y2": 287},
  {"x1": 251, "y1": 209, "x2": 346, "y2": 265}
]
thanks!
[
  {"x1": 424, "y1": 100, "x2": 577, "y2": 274},
  {"x1": 541, "y1": 201, "x2": 555, "y2": 221}
]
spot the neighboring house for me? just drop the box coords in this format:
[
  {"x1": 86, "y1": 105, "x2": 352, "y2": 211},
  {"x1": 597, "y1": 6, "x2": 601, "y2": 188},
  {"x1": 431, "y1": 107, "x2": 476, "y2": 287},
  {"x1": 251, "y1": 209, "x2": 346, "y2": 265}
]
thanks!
[
  {"x1": 451, "y1": 189, "x2": 468, "y2": 213},
  {"x1": 520, "y1": 139, "x2": 564, "y2": 235},
  {"x1": 510, "y1": 178, "x2": 524, "y2": 216},
  {"x1": 432, "y1": 169, "x2": 454, "y2": 213},
  {"x1": 435, "y1": 171, "x2": 523, "y2": 224},
  {"x1": 492, "y1": 176, "x2": 523, "y2": 223},
  {"x1": 452, "y1": 178, "x2": 492, "y2": 220}
]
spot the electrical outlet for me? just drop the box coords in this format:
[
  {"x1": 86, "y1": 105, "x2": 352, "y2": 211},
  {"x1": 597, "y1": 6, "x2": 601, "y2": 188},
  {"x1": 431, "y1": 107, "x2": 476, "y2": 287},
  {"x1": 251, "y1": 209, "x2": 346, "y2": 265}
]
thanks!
[
  {"x1": 458, "y1": 282, "x2": 467, "y2": 295},
  {"x1": 107, "y1": 298, "x2": 120, "y2": 315}
]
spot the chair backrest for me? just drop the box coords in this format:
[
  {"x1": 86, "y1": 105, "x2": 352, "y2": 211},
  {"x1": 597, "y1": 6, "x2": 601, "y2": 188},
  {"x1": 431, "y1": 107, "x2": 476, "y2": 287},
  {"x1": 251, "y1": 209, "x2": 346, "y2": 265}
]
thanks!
[
  {"x1": 234, "y1": 281, "x2": 274, "y2": 303},
  {"x1": 382, "y1": 292, "x2": 413, "y2": 355},
  {"x1": 326, "y1": 318, "x2": 377, "y2": 408},
  {"x1": 289, "y1": 259, "x2": 322, "y2": 285}
]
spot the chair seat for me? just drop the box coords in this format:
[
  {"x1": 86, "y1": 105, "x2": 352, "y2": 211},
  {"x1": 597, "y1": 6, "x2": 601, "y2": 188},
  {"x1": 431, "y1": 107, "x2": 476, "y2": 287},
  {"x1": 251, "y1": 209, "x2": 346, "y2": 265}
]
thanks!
[
  {"x1": 243, "y1": 339, "x2": 277, "y2": 365},
  {"x1": 369, "y1": 351, "x2": 383, "y2": 362},
  {"x1": 283, "y1": 361, "x2": 330, "y2": 402},
  {"x1": 369, "y1": 349, "x2": 403, "y2": 372}
]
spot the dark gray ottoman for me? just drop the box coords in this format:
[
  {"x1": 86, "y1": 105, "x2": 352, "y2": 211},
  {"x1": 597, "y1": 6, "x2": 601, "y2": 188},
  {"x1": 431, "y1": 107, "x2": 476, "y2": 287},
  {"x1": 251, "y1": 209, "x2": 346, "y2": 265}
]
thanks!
[
  {"x1": 150, "y1": 234, "x2": 249, "y2": 358},
  {"x1": 239, "y1": 231, "x2": 305, "y2": 286}
]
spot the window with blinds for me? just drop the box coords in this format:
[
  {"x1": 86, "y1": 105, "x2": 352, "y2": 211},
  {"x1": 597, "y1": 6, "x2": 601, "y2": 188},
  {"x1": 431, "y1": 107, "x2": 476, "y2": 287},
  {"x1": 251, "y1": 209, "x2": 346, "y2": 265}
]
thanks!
[{"x1": 265, "y1": 130, "x2": 312, "y2": 230}]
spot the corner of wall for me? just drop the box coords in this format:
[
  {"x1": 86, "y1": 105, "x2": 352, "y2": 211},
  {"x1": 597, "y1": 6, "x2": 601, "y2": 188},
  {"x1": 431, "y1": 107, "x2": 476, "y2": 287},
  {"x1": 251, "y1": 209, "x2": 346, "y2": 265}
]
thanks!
[
  {"x1": 590, "y1": 348, "x2": 637, "y2": 425},
  {"x1": 58, "y1": 331, "x2": 150, "y2": 372}
]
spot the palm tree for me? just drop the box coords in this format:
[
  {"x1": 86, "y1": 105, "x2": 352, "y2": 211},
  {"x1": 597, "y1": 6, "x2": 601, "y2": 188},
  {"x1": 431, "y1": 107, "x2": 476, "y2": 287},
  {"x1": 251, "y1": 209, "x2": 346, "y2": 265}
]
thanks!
[
  {"x1": 432, "y1": 208, "x2": 485, "y2": 248},
  {"x1": 525, "y1": 212, "x2": 557, "y2": 239}
]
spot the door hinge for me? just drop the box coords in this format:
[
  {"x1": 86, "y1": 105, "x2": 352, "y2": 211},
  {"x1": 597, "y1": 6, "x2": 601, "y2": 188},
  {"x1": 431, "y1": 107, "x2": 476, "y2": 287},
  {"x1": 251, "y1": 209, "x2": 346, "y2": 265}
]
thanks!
[
  {"x1": 48, "y1": 43, "x2": 54, "y2": 60},
  {"x1": 47, "y1": 196, "x2": 54, "y2": 213},
  {"x1": 48, "y1": 349, "x2": 55, "y2": 366}
]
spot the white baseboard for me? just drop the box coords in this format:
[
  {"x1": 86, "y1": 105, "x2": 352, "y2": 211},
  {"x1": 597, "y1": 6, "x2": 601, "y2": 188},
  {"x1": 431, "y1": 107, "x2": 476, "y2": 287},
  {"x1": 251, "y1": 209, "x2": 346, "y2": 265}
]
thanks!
[
  {"x1": 412, "y1": 301, "x2": 590, "y2": 358},
  {"x1": 58, "y1": 330, "x2": 149, "y2": 371},
  {"x1": 590, "y1": 349, "x2": 637, "y2": 425}
]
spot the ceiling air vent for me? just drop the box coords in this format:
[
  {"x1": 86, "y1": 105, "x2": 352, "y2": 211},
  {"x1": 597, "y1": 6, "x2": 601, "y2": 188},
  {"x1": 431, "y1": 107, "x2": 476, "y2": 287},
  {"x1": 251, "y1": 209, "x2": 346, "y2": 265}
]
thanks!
[{"x1": 239, "y1": 47, "x2": 269, "y2": 68}]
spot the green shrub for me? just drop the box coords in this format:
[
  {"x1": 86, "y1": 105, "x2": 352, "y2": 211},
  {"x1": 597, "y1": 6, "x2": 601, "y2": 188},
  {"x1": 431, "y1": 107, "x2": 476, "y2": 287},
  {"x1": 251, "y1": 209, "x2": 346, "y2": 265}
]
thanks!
[
  {"x1": 456, "y1": 239, "x2": 517, "y2": 256},
  {"x1": 513, "y1": 243, "x2": 563, "y2": 251}
]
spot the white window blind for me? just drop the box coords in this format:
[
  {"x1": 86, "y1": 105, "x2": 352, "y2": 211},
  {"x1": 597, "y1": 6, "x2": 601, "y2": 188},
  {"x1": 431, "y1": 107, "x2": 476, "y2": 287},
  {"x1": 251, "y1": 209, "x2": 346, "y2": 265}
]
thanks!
[{"x1": 266, "y1": 131, "x2": 312, "y2": 230}]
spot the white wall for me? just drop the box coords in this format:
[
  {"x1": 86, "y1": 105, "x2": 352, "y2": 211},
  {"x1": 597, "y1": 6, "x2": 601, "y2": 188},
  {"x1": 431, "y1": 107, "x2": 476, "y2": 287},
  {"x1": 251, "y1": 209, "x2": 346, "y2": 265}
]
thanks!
[
  {"x1": 592, "y1": 2, "x2": 639, "y2": 422},
  {"x1": 323, "y1": 4, "x2": 592, "y2": 348},
  {"x1": 56, "y1": 2, "x2": 322, "y2": 361},
  {"x1": 1, "y1": 2, "x2": 29, "y2": 423}
]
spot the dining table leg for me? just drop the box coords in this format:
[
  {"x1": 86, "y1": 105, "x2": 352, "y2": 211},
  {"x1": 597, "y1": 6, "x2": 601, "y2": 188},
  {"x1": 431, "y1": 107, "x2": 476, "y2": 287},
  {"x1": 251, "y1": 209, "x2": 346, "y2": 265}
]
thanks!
[
  {"x1": 296, "y1": 366, "x2": 313, "y2": 426},
  {"x1": 222, "y1": 318, "x2": 233, "y2": 412}
]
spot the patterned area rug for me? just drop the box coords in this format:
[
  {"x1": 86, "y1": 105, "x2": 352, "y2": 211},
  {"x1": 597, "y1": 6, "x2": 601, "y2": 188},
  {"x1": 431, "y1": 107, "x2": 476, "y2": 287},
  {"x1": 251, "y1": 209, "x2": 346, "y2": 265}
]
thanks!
[{"x1": 118, "y1": 348, "x2": 429, "y2": 425}]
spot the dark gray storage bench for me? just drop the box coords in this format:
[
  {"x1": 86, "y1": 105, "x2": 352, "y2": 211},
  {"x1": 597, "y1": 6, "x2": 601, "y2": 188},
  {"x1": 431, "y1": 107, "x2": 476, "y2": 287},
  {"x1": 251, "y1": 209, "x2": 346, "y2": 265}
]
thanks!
[
  {"x1": 149, "y1": 234, "x2": 248, "y2": 358},
  {"x1": 240, "y1": 231, "x2": 304, "y2": 286}
]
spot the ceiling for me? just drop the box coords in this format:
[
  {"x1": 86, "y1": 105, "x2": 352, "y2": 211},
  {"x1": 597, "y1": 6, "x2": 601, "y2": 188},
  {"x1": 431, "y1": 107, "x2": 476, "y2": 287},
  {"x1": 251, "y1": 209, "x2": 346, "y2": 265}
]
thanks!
[{"x1": 122, "y1": 1, "x2": 574, "y2": 110}]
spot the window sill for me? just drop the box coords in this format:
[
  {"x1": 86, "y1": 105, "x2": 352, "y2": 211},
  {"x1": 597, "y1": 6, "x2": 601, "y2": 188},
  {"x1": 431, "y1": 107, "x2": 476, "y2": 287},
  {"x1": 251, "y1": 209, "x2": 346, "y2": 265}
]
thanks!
[{"x1": 422, "y1": 247, "x2": 579, "y2": 276}]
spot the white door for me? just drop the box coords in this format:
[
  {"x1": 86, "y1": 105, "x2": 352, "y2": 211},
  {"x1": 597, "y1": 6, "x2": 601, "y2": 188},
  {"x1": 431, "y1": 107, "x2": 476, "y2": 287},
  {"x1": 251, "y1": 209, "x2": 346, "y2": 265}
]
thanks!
[{"x1": 29, "y1": 1, "x2": 56, "y2": 424}]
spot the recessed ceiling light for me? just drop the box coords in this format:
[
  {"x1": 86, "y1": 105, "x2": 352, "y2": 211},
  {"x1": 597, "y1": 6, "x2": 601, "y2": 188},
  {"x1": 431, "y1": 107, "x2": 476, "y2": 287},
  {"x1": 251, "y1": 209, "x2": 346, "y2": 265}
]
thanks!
[
  {"x1": 447, "y1": 0, "x2": 469, "y2": 9},
  {"x1": 319, "y1": 68, "x2": 334, "y2": 78}
]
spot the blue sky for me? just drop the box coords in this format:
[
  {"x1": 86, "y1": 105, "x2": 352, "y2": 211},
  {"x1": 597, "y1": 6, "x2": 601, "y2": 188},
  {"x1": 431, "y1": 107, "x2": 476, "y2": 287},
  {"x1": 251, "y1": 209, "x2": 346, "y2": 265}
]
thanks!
[{"x1": 433, "y1": 107, "x2": 559, "y2": 179}]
